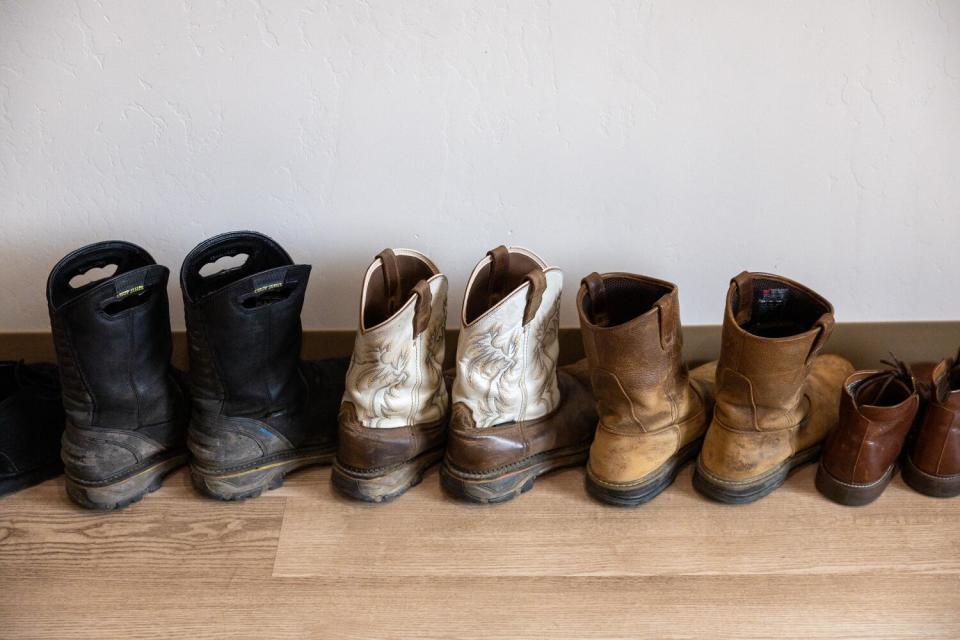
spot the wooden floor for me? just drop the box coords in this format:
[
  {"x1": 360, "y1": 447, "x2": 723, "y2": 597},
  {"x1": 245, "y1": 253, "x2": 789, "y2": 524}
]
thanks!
[{"x1": 1, "y1": 462, "x2": 958, "y2": 639}]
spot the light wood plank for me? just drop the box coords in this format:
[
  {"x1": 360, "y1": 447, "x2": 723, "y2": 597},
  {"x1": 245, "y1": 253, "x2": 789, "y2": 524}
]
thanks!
[
  {"x1": 0, "y1": 470, "x2": 284, "y2": 579},
  {"x1": 1, "y1": 574, "x2": 957, "y2": 640},
  {"x1": 272, "y1": 464, "x2": 960, "y2": 578}
]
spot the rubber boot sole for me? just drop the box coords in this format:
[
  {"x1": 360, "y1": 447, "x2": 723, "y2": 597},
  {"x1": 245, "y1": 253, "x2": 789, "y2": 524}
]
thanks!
[
  {"x1": 815, "y1": 463, "x2": 895, "y2": 506},
  {"x1": 331, "y1": 446, "x2": 444, "y2": 503},
  {"x1": 65, "y1": 453, "x2": 188, "y2": 510},
  {"x1": 586, "y1": 437, "x2": 703, "y2": 507},
  {"x1": 439, "y1": 442, "x2": 590, "y2": 505},
  {"x1": 693, "y1": 444, "x2": 822, "y2": 504},
  {"x1": 191, "y1": 448, "x2": 336, "y2": 501},
  {"x1": 902, "y1": 455, "x2": 960, "y2": 498},
  {"x1": 0, "y1": 461, "x2": 64, "y2": 498}
]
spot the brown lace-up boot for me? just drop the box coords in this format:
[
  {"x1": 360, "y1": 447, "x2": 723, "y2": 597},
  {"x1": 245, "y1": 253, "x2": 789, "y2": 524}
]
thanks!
[
  {"x1": 694, "y1": 271, "x2": 854, "y2": 504},
  {"x1": 816, "y1": 360, "x2": 920, "y2": 506},
  {"x1": 903, "y1": 351, "x2": 960, "y2": 498},
  {"x1": 577, "y1": 272, "x2": 714, "y2": 506}
]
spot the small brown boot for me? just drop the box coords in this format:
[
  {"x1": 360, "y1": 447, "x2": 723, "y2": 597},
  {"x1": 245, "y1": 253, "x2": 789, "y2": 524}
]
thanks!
[
  {"x1": 332, "y1": 249, "x2": 449, "y2": 502},
  {"x1": 903, "y1": 351, "x2": 960, "y2": 498},
  {"x1": 577, "y1": 272, "x2": 714, "y2": 506},
  {"x1": 816, "y1": 361, "x2": 920, "y2": 506},
  {"x1": 440, "y1": 246, "x2": 597, "y2": 504},
  {"x1": 694, "y1": 271, "x2": 854, "y2": 504}
]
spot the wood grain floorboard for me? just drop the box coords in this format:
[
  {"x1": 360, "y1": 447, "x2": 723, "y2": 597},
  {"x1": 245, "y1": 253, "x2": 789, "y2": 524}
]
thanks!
[
  {"x1": 273, "y1": 465, "x2": 960, "y2": 578},
  {"x1": 1, "y1": 575, "x2": 958, "y2": 639},
  {"x1": 1, "y1": 462, "x2": 958, "y2": 638}
]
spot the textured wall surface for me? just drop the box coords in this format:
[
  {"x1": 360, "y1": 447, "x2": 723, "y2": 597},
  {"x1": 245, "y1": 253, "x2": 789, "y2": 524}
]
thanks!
[{"x1": 1, "y1": 1, "x2": 958, "y2": 331}]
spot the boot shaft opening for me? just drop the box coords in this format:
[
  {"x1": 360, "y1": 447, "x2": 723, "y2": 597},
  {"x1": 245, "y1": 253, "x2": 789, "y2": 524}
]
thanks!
[
  {"x1": 360, "y1": 249, "x2": 439, "y2": 330},
  {"x1": 730, "y1": 273, "x2": 832, "y2": 339},
  {"x1": 579, "y1": 273, "x2": 675, "y2": 329}
]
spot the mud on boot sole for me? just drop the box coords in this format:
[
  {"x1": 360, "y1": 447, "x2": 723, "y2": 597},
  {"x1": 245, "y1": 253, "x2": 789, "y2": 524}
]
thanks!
[
  {"x1": 191, "y1": 449, "x2": 336, "y2": 501},
  {"x1": 331, "y1": 447, "x2": 444, "y2": 503},
  {"x1": 65, "y1": 453, "x2": 188, "y2": 510},
  {"x1": 586, "y1": 437, "x2": 703, "y2": 507},
  {"x1": 693, "y1": 444, "x2": 822, "y2": 504},
  {"x1": 439, "y1": 443, "x2": 590, "y2": 505}
]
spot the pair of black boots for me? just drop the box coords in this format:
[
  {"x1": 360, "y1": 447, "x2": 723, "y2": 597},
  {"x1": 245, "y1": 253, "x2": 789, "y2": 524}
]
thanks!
[{"x1": 47, "y1": 231, "x2": 346, "y2": 509}]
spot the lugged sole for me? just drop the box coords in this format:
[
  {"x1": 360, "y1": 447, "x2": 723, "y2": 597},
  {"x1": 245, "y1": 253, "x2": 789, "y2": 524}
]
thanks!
[
  {"x1": 439, "y1": 443, "x2": 591, "y2": 505},
  {"x1": 331, "y1": 447, "x2": 445, "y2": 503},
  {"x1": 693, "y1": 444, "x2": 822, "y2": 504},
  {"x1": 65, "y1": 453, "x2": 188, "y2": 511},
  {"x1": 814, "y1": 463, "x2": 895, "y2": 506},
  {"x1": 586, "y1": 437, "x2": 703, "y2": 507},
  {"x1": 901, "y1": 455, "x2": 960, "y2": 498},
  {"x1": 0, "y1": 462, "x2": 64, "y2": 498},
  {"x1": 191, "y1": 449, "x2": 336, "y2": 501}
]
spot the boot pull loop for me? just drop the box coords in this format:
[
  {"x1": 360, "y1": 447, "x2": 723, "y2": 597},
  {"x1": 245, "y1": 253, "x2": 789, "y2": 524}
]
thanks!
[
  {"x1": 805, "y1": 313, "x2": 835, "y2": 366},
  {"x1": 376, "y1": 249, "x2": 403, "y2": 316},
  {"x1": 522, "y1": 269, "x2": 547, "y2": 326},
  {"x1": 411, "y1": 279, "x2": 433, "y2": 338},
  {"x1": 581, "y1": 272, "x2": 609, "y2": 327},
  {"x1": 486, "y1": 245, "x2": 510, "y2": 308},
  {"x1": 656, "y1": 293, "x2": 678, "y2": 351},
  {"x1": 731, "y1": 271, "x2": 753, "y2": 326}
]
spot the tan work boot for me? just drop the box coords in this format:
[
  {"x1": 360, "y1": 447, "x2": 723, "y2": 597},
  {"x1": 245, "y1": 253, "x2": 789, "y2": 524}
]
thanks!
[
  {"x1": 693, "y1": 271, "x2": 854, "y2": 504},
  {"x1": 332, "y1": 249, "x2": 449, "y2": 502},
  {"x1": 440, "y1": 246, "x2": 597, "y2": 503},
  {"x1": 577, "y1": 272, "x2": 714, "y2": 506}
]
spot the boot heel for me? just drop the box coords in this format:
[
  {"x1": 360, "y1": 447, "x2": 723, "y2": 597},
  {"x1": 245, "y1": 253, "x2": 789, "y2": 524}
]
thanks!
[
  {"x1": 815, "y1": 463, "x2": 894, "y2": 506},
  {"x1": 902, "y1": 455, "x2": 960, "y2": 498},
  {"x1": 694, "y1": 444, "x2": 821, "y2": 504},
  {"x1": 332, "y1": 447, "x2": 444, "y2": 503},
  {"x1": 190, "y1": 451, "x2": 335, "y2": 501},
  {"x1": 65, "y1": 453, "x2": 188, "y2": 510},
  {"x1": 440, "y1": 445, "x2": 589, "y2": 504},
  {"x1": 586, "y1": 437, "x2": 702, "y2": 507}
]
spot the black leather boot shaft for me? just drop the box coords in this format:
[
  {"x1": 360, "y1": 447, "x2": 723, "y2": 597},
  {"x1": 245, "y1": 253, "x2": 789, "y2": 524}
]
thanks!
[
  {"x1": 47, "y1": 241, "x2": 189, "y2": 508},
  {"x1": 181, "y1": 232, "x2": 309, "y2": 418},
  {"x1": 181, "y1": 232, "x2": 346, "y2": 498}
]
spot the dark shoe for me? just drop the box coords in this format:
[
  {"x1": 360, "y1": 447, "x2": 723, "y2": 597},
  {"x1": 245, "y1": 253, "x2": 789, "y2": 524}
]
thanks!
[
  {"x1": 903, "y1": 351, "x2": 960, "y2": 498},
  {"x1": 332, "y1": 249, "x2": 450, "y2": 503},
  {"x1": 181, "y1": 231, "x2": 347, "y2": 501},
  {"x1": 47, "y1": 241, "x2": 190, "y2": 510},
  {"x1": 816, "y1": 360, "x2": 920, "y2": 506},
  {"x1": 577, "y1": 272, "x2": 714, "y2": 506},
  {"x1": 693, "y1": 271, "x2": 854, "y2": 504},
  {"x1": 440, "y1": 246, "x2": 597, "y2": 503},
  {"x1": 0, "y1": 362, "x2": 65, "y2": 497}
]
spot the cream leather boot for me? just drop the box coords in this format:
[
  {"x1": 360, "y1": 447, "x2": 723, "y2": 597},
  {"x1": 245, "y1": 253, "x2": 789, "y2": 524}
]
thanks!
[
  {"x1": 333, "y1": 249, "x2": 449, "y2": 502},
  {"x1": 440, "y1": 246, "x2": 596, "y2": 503}
]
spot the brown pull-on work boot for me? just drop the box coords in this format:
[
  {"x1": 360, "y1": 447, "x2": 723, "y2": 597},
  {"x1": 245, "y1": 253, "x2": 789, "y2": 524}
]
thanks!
[
  {"x1": 903, "y1": 351, "x2": 960, "y2": 498},
  {"x1": 332, "y1": 249, "x2": 450, "y2": 503},
  {"x1": 693, "y1": 271, "x2": 854, "y2": 504},
  {"x1": 816, "y1": 360, "x2": 920, "y2": 506},
  {"x1": 577, "y1": 272, "x2": 715, "y2": 506},
  {"x1": 440, "y1": 246, "x2": 597, "y2": 503}
]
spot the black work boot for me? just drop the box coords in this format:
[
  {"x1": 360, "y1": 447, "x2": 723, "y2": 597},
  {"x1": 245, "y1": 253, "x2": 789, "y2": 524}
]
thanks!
[
  {"x1": 47, "y1": 241, "x2": 190, "y2": 510},
  {"x1": 0, "y1": 362, "x2": 65, "y2": 497},
  {"x1": 180, "y1": 231, "x2": 348, "y2": 501}
]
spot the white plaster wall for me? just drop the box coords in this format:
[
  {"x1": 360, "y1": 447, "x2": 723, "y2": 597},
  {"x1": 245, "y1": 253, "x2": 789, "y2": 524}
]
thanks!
[{"x1": 1, "y1": 1, "x2": 958, "y2": 331}]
